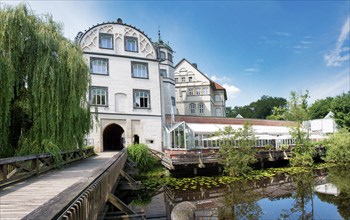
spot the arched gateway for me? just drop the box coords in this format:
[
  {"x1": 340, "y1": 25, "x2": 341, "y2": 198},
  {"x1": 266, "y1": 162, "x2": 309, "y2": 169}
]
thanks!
[{"x1": 103, "y1": 124, "x2": 124, "y2": 151}]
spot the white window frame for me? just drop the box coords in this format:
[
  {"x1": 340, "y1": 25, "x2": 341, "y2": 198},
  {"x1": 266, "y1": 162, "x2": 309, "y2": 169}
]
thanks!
[
  {"x1": 125, "y1": 36, "x2": 138, "y2": 52},
  {"x1": 189, "y1": 103, "x2": 196, "y2": 114},
  {"x1": 216, "y1": 108, "x2": 221, "y2": 116},
  {"x1": 132, "y1": 62, "x2": 148, "y2": 79},
  {"x1": 196, "y1": 88, "x2": 201, "y2": 95},
  {"x1": 133, "y1": 89, "x2": 150, "y2": 109},
  {"x1": 188, "y1": 88, "x2": 194, "y2": 96},
  {"x1": 99, "y1": 33, "x2": 113, "y2": 49},
  {"x1": 90, "y1": 58, "x2": 108, "y2": 75},
  {"x1": 215, "y1": 94, "x2": 221, "y2": 102},
  {"x1": 181, "y1": 77, "x2": 186, "y2": 82},
  {"x1": 199, "y1": 103, "x2": 205, "y2": 114},
  {"x1": 203, "y1": 87, "x2": 208, "y2": 95},
  {"x1": 90, "y1": 86, "x2": 108, "y2": 106},
  {"x1": 189, "y1": 77, "x2": 193, "y2": 82}
]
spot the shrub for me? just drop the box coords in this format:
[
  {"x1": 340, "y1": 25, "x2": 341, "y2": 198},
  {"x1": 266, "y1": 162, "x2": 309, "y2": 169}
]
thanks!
[
  {"x1": 127, "y1": 144, "x2": 157, "y2": 171},
  {"x1": 324, "y1": 129, "x2": 350, "y2": 163}
]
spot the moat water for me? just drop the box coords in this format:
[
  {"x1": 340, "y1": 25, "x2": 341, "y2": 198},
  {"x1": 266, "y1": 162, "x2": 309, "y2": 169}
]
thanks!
[{"x1": 129, "y1": 166, "x2": 350, "y2": 220}]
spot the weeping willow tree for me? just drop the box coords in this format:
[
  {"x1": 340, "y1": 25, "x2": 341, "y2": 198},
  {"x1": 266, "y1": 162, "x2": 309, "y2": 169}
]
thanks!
[{"x1": 0, "y1": 4, "x2": 91, "y2": 158}]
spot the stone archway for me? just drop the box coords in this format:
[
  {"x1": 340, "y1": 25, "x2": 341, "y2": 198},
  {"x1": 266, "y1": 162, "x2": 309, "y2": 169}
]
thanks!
[{"x1": 103, "y1": 124, "x2": 124, "y2": 151}]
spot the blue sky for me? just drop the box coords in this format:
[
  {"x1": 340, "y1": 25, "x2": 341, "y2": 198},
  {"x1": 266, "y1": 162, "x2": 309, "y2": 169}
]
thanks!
[{"x1": 2, "y1": 0, "x2": 349, "y2": 107}]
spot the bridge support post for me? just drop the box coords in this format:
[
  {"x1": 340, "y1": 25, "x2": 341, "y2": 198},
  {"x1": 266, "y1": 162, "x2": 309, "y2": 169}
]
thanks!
[{"x1": 108, "y1": 193, "x2": 135, "y2": 215}]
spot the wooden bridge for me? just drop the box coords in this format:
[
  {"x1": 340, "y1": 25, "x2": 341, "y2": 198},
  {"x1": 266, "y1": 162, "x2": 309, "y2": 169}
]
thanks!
[
  {"x1": 0, "y1": 148, "x2": 143, "y2": 220},
  {"x1": 150, "y1": 146, "x2": 325, "y2": 170}
]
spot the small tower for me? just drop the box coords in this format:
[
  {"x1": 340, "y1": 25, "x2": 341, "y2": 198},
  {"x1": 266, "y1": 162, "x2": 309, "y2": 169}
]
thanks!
[{"x1": 154, "y1": 29, "x2": 176, "y2": 118}]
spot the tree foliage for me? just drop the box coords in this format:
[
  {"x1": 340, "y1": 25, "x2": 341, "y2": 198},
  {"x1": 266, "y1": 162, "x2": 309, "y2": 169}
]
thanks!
[
  {"x1": 308, "y1": 97, "x2": 333, "y2": 119},
  {"x1": 215, "y1": 123, "x2": 257, "y2": 177},
  {"x1": 331, "y1": 92, "x2": 350, "y2": 131},
  {"x1": 0, "y1": 4, "x2": 91, "y2": 157},
  {"x1": 226, "y1": 95, "x2": 287, "y2": 119},
  {"x1": 323, "y1": 129, "x2": 350, "y2": 163},
  {"x1": 285, "y1": 90, "x2": 315, "y2": 167}
]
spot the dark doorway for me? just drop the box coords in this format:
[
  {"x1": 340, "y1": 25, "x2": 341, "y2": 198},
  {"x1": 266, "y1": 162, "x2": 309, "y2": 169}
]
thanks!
[
  {"x1": 103, "y1": 124, "x2": 124, "y2": 151},
  {"x1": 134, "y1": 135, "x2": 139, "y2": 144}
]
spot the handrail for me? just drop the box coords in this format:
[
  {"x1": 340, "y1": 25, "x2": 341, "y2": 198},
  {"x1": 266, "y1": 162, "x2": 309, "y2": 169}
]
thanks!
[
  {"x1": 23, "y1": 148, "x2": 128, "y2": 220},
  {"x1": 0, "y1": 147, "x2": 94, "y2": 187}
]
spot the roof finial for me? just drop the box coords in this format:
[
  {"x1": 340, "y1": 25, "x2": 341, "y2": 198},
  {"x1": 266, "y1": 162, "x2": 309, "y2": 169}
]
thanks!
[{"x1": 158, "y1": 26, "x2": 161, "y2": 42}]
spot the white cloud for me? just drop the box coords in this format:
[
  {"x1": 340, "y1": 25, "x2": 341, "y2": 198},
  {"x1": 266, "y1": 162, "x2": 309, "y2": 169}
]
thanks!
[
  {"x1": 309, "y1": 68, "x2": 350, "y2": 103},
  {"x1": 274, "y1": 31, "x2": 291, "y2": 37},
  {"x1": 210, "y1": 75, "x2": 231, "y2": 83},
  {"x1": 223, "y1": 83, "x2": 240, "y2": 107},
  {"x1": 324, "y1": 17, "x2": 350, "y2": 67},
  {"x1": 2, "y1": 1, "x2": 103, "y2": 41},
  {"x1": 300, "y1": 40, "x2": 312, "y2": 45},
  {"x1": 244, "y1": 68, "x2": 260, "y2": 72}
]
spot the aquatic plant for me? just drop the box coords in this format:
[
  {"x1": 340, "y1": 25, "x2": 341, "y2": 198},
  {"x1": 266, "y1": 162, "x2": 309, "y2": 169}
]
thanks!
[{"x1": 127, "y1": 144, "x2": 157, "y2": 172}]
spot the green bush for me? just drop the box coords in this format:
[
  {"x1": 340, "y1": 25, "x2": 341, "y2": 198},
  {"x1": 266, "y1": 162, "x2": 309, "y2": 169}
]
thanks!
[
  {"x1": 324, "y1": 129, "x2": 350, "y2": 163},
  {"x1": 127, "y1": 144, "x2": 157, "y2": 171}
]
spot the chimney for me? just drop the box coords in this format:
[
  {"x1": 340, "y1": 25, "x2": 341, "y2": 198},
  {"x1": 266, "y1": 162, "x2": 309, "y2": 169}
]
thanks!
[
  {"x1": 192, "y1": 63, "x2": 198, "y2": 69},
  {"x1": 117, "y1": 18, "x2": 123, "y2": 24}
]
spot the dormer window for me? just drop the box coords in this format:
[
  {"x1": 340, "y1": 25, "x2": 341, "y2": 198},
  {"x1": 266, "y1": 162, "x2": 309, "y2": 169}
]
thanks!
[
  {"x1": 125, "y1": 36, "x2": 138, "y2": 52},
  {"x1": 99, "y1": 33, "x2": 113, "y2": 49}
]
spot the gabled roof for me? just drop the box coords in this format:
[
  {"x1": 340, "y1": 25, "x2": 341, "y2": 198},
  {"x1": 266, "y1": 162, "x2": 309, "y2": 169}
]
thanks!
[{"x1": 175, "y1": 58, "x2": 227, "y2": 100}]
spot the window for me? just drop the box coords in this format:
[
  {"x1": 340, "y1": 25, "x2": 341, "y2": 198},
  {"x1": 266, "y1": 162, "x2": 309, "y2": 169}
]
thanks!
[
  {"x1": 199, "y1": 103, "x2": 205, "y2": 114},
  {"x1": 189, "y1": 77, "x2": 193, "y2": 82},
  {"x1": 160, "y1": 51, "x2": 166, "y2": 60},
  {"x1": 181, "y1": 77, "x2": 186, "y2": 82},
  {"x1": 189, "y1": 103, "x2": 196, "y2": 114},
  {"x1": 175, "y1": 78, "x2": 178, "y2": 83},
  {"x1": 171, "y1": 96, "x2": 176, "y2": 106},
  {"x1": 196, "y1": 88, "x2": 201, "y2": 95},
  {"x1": 215, "y1": 94, "x2": 221, "y2": 101},
  {"x1": 90, "y1": 87, "x2": 108, "y2": 106},
  {"x1": 90, "y1": 58, "x2": 108, "y2": 75},
  {"x1": 168, "y1": 52, "x2": 173, "y2": 62},
  {"x1": 216, "y1": 108, "x2": 221, "y2": 116},
  {"x1": 203, "y1": 87, "x2": 208, "y2": 95},
  {"x1": 132, "y1": 62, "x2": 148, "y2": 78},
  {"x1": 134, "y1": 89, "x2": 150, "y2": 108},
  {"x1": 160, "y1": 69, "x2": 167, "y2": 77},
  {"x1": 125, "y1": 36, "x2": 138, "y2": 52},
  {"x1": 188, "y1": 88, "x2": 193, "y2": 95},
  {"x1": 99, "y1": 33, "x2": 113, "y2": 49}
]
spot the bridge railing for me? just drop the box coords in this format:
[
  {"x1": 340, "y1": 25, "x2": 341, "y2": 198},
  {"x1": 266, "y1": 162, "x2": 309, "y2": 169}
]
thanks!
[
  {"x1": 23, "y1": 148, "x2": 128, "y2": 220},
  {"x1": 0, "y1": 147, "x2": 94, "y2": 187}
]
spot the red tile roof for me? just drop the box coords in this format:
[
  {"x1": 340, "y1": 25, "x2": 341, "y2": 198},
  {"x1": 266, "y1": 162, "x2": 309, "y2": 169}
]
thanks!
[{"x1": 165, "y1": 115, "x2": 295, "y2": 127}]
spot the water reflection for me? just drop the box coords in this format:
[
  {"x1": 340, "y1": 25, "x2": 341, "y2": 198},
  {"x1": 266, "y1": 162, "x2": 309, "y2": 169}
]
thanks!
[
  {"x1": 318, "y1": 166, "x2": 350, "y2": 219},
  {"x1": 131, "y1": 167, "x2": 350, "y2": 219}
]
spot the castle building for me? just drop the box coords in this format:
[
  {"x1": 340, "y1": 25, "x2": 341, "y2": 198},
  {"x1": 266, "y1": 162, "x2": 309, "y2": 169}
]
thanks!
[
  {"x1": 76, "y1": 19, "x2": 174, "y2": 152},
  {"x1": 174, "y1": 59, "x2": 227, "y2": 117}
]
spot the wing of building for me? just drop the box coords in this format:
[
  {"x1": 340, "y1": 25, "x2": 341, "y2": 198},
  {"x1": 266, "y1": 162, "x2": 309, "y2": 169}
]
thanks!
[
  {"x1": 174, "y1": 59, "x2": 227, "y2": 117},
  {"x1": 76, "y1": 19, "x2": 175, "y2": 152}
]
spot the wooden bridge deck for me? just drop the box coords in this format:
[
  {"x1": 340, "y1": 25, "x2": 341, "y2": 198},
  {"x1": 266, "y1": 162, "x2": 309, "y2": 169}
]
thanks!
[{"x1": 0, "y1": 152, "x2": 120, "y2": 220}]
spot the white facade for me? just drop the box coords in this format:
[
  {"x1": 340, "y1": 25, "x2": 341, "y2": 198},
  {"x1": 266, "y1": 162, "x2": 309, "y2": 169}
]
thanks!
[
  {"x1": 77, "y1": 19, "x2": 174, "y2": 152},
  {"x1": 174, "y1": 59, "x2": 227, "y2": 117}
]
